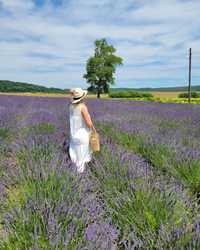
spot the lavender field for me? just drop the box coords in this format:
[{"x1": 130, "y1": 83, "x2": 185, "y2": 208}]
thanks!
[{"x1": 0, "y1": 95, "x2": 200, "y2": 249}]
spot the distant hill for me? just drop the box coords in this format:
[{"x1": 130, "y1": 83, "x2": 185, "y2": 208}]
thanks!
[
  {"x1": 110, "y1": 85, "x2": 200, "y2": 92},
  {"x1": 1, "y1": 80, "x2": 200, "y2": 93},
  {"x1": 0, "y1": 80, "x2": 67, "y2": 93}
]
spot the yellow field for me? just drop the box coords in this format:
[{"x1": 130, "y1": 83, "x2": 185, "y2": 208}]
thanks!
[
  {"x1": 0, "y1": 92, "x2": 180, "y2": 98},
  {"x1": 149, "y1": 92, "x2": 181, "y2": 98},
  {"x1": 0, "y1": 91, "x2": 194, "y2": 99},
  {"x1": 0, "y1": 92, "x2": 109, "y2": 98}
]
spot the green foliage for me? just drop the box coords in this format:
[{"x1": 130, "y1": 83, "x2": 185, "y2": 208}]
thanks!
[
  {"x1": 16, "y1": 142, "x2": 55, "y2": 176},
  {"x1": 1, "y1": 172, "x2": 83, "y2": 249},
  {"x1": 90, "y1": 145, "x2": 192, "y2": 248},
  {"x1": 22, "y1": 123, "x2": 56, "y2": 136},
  {"x1": 178, "y1": 92, "x2": 200, "y2": 98},
  {"x1": 0, "y1": 143, "x2": 84, "y2": 249},
  {"x1": 154, "y1": 97, "x2": 200, "y2": 104},
  {"x1": 97, "y1": 122, "x2": 200, "y2": 196},
  {"x1": 0, "y1": 80, "x2": 66, "y2": 93},
  {"x1": 174, "y1": 160, "x2": 200, "y2": 194},
  {"x1": 84, "y1": 39, "x2": 123, "y2": 98},
  {"x1": 0, "y1": 128, "x2": 15, "y2": 158},
  {"x1": 107, "y1": 95, "x2": 200, "y2": 104},
  {"x1": 109, "y1": 91, "x2": 153, "y2": 98},
  {"x1": 0, "y1": 128, "x2": 13, "y2": 141}
]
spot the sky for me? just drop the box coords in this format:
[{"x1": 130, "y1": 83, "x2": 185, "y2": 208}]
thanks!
[{"x1": 0, "y1": 0, "x2": 200, "y2": 89}]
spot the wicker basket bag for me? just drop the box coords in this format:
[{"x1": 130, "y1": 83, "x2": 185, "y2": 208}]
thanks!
[{"x1": 89, "y1": 131, "x2": 100, "y2": 152}]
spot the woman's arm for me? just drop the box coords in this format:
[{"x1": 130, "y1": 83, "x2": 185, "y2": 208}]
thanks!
[{"x1": 81, "y1": 104, "x2": 96, "y2": 131}]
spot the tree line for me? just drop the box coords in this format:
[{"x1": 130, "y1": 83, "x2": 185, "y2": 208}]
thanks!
[{"x1": 0, "y1": 80, "x2": 66, "y2": 93}]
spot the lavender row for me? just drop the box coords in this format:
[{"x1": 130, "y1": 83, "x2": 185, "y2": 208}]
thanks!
[{"x1": 1, "y1": 95, "x2": 200, "y2": 249}]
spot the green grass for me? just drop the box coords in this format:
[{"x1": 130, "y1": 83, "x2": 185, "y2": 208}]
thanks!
[
  {"x1": 0, "y1": 128, "x2": 15, "y2": 143},
  {"x1": 108, "y1": 96, "x2": 200, "y2": 104},
  {"x1": 174, "y1": 160, "x2": 200, "y2": 195},
  {"x1": 90, "y1": 145, "x2": 194, "y2": 248},
  {"x1": 22, "y1": 122, "x2": 56, "y2": 136},
  {"x1": 0, "y1": 141, "x2": 85, "y2": 249},
  {"x1": 109, "y1": 91, "x2": 153, "y2": 98},
  {"x1": 97, "y1": 122, "x2": 200, "y2": 196}
]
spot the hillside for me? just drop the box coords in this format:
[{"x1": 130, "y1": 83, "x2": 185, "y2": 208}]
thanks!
[
  {"x1": 0, "y1": 80, "x2": 66, "y2": 93},
  {"x1": 110, "y1": 85, "x2": 200, "y2": 92}
]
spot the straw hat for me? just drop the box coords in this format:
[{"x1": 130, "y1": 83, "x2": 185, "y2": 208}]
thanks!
[{"x1": 70, "y1": 87, "x2": 88, "y2": 104}]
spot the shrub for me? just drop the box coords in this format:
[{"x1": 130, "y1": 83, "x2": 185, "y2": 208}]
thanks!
[
  {"x1": 178, "y1": 92, "x2": 200, "y2": 98},
  {"x1": 109, "y1": 91, "x2": 153, "y2": 98}
]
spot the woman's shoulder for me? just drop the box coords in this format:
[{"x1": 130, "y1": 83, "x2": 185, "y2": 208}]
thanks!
[{"x1": 78, "y1": 102, "x2": 87, "y2": 108}]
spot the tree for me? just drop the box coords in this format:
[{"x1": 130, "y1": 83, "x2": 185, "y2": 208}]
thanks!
[{"x1": 83, "y1": 38, "x2": 123, "y2": 98}]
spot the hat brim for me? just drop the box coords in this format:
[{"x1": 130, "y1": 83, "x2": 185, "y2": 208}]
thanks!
[{"x1": 71, "y1": 90, "x2": 87, "y2": 104}]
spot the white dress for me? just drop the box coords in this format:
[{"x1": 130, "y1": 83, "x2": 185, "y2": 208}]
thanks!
[{"x1": 69, "y1": 103, "x2": 92, "y2": 173}]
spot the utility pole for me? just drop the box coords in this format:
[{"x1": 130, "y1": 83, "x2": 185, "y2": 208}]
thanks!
[{"x1": 188, "y1": 48, "x2": 192, "y2": 103}]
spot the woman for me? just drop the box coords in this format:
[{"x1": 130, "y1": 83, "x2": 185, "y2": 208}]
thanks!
[{"x1": 68, "y1": 87, "x2": 96, "y2": 173}]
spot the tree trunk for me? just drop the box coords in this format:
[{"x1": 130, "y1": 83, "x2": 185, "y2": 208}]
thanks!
[{"x1": 97, "y1": 86, "x2": 101, "y2": 98}]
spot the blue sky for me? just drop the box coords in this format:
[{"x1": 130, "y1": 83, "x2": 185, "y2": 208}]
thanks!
[{"x1": 0, "y1": 0, "x2": 200, "y2": 89}]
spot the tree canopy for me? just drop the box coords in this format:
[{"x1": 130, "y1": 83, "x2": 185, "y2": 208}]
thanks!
[{"x1": 83, "y1": 39, "x2": 123, "y2": 98}]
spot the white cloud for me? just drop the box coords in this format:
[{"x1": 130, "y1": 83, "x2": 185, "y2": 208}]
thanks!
[
  {"x1": 0, "y1": 0, "x2": 199, "y2": 88},
  {"x1": 0, "y1": 0, "x2": 34, "y2": 13}
]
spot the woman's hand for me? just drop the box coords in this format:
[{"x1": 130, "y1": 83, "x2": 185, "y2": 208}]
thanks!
[{"x1": 91, "y1": 125, "x2": 96, "y2": 133}]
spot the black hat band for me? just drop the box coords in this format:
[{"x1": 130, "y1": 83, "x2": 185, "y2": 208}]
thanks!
[{"x1": 73, "y1": 92, "x2": 85, "y2": 100}]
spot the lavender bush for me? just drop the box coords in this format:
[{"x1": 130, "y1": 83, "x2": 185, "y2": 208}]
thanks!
[{"x1": 0, "y1": 95, "x2": 200, "y2": 249}]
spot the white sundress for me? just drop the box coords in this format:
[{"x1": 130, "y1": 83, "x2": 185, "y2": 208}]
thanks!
[{"x1": 69, "y1": 103, "x2": 92, "y2": 173}]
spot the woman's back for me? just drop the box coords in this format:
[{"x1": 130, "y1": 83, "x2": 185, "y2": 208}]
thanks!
[{"x1": 69, "y1": 103, "x2": 89, "y2": 139}]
